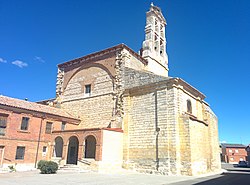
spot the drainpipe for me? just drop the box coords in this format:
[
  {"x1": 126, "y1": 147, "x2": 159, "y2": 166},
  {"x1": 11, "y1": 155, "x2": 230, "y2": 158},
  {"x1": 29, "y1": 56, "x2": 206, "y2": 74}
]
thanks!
[
  {"x1": 34, "y1": 113, "x2": 44, "y2": 168},
  {"x1": 154, "y1": 91, "x2": 160, "y2": 171}
]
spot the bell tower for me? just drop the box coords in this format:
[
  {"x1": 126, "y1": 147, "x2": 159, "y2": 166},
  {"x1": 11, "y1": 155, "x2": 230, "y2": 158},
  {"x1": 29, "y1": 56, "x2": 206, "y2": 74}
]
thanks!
[{"x1": 142, "y1": 3, "x2": 169, "y2": 77}]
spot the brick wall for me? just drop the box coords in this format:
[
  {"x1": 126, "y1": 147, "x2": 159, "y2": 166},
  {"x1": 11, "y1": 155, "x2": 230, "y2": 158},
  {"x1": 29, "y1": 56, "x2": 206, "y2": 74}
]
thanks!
[
  {"x1": 224, "y1": 148, "x2": 247, "y2": 163},
  {"x1": 0, "y1": 108, "x2": 78, "y2": 170}
]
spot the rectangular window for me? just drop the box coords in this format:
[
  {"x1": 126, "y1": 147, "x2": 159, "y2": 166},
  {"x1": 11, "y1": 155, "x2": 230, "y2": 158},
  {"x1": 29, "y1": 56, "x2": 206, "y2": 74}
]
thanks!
[
  {"x1": 42, "y1": 146, "x2": 47, "y2": 153},
  {"x1": 45, "y1": 122, "x2": 53, "y2": 134},
  {"x1": 85, "y1": 84, "x2": 91, "y2": 95},
  {"x1": 229, "y1": 149, "x2": 232, "y2": 153},
  {"x1": 15, "y1": 146, "x2": 25, "y2": 160},
  {"x1": 61, "y1": 121, "x2": 66, "y2": 131},
  {"x1": 21, "y1": 117, "x2": 29, "y2": 130},
  {"x1": 0, "y1": 114, "x2": 8, "y2": 136},
  {"x1": 235, "y1": 149, "x2": 239, "y2": 153},
  {"x1": 42, "y1": 146, "x2": 47, "y2": 157}
]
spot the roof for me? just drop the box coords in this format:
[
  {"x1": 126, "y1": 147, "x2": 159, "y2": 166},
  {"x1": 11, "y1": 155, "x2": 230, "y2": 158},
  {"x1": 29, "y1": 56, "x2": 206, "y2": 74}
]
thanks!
[
  {"x1": 0, "y1": 95, "x2": 80, "y2": 122},
  {"x1": 124, "y1": 67, "x2": 171, "y2": 90},
  {"x1": 57, "y1": 43, "x2": 148, "y2": 69},
  {"x1": 221, "y1": 143, "x2": 246, "y2": 148},
  {"x1": 123, "y1": 67, "x2": 206, "y2": 100},
  {"x1": 53, "y1": 127, "x2": 123, "y2": 133}
]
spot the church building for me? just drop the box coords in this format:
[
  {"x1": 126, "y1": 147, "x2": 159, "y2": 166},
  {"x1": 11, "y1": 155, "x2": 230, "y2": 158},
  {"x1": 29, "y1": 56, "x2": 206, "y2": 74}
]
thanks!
[{"x1": 0, "y1": 4, "x2": 220, "y2": 175}]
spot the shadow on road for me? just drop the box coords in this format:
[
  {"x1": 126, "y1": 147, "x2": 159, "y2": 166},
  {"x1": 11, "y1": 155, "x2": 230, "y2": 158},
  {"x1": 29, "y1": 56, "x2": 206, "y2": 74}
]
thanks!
[
  {"x1": 227, "y1": 169, "x2": 250, "y2": 173},
  {"x1": 171, "y1": 171, "x2": 250, "y2": 185},
  {"x1": 193, "y1": 172, "x2": 250, "y2": 185}
]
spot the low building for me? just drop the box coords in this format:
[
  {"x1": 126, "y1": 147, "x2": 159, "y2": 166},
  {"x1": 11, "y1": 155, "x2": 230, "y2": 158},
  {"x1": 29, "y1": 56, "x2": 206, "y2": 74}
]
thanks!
[
  {"x1": 0, "y1": 95, "x2": 80, "y2": 170},
  {"x1": 245, "y1": 145, "x2": 250, "y2": 164},
  {"x1": 221, "y1": 143, "x2": 247, "y2": 164},
  {"x1": 0, "y1": 95, "x2": 123, "y2": 172}
]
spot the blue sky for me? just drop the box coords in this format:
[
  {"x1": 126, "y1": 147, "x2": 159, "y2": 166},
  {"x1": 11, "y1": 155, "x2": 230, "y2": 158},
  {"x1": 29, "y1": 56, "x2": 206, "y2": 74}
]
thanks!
[{"x1": 0, "y1": 0, "x2": 249, "y2": 145}]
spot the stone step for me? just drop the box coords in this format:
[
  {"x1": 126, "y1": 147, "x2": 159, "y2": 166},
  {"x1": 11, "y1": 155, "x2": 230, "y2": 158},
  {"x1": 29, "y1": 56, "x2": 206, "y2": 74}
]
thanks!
[
  {"x1": 61, "y1": 165, "x2": 80, "y2": 168},
  {"x1": 59, "y1": 164, "x2": 91, "y2": 173}
]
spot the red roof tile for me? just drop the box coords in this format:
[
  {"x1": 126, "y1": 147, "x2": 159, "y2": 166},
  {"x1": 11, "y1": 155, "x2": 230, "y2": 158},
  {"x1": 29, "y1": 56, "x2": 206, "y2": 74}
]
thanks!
[{"x1": 0, "y1": 95, "x2": 79, "y2": 121}]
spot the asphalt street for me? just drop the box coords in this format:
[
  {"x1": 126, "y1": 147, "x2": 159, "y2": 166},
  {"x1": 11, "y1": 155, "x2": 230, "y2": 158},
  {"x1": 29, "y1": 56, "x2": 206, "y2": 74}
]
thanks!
[{"x1": 172, "y1": 163, "x2": 250, "y2": 185}]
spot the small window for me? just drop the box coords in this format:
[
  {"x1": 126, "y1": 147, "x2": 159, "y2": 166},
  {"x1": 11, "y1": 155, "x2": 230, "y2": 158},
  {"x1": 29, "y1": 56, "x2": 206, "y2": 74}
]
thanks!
[
  {"x1": 61, "y1": 121, "x2": 66, "y2": 131},
  {"x1": 45, "y1": 122, "x2": 53, "y2": 134},
  {"x1": 85, "y1": 85, "x2": 91, "y2": 95},
  {"x1": 43, "y1": 146, "x2": 47, "y2": 153},
  {"x1": 230, "y1": 157, "x2": 234, "y2": 161},
  {"x1": 0, "y1": 114, "x2": 8, "y2": 136},
  {"x1": 21, "y1": 117, "x2": 29, "y2": 130},
  {"x1": 235, "y1": 149, "x2": 239, "y2": 153},
  {"x1": 229, "y1": 149, "x2": 232, "y2": 153},
  {"x1": 15, "y1": 146, "x2": 25, "y2": 160},
  {"x1": 187, "y1": 99, "x2": 192, "y2": 114},
  {"x1": 42, "y1": 146, "x2": 47, "y2": 157}
]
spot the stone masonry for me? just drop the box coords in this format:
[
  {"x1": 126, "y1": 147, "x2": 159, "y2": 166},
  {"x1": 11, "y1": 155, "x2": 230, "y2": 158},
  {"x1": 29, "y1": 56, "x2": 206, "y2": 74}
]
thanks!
[{"x1": 51, "y1": 3, "x2": 221, "y2": 175}]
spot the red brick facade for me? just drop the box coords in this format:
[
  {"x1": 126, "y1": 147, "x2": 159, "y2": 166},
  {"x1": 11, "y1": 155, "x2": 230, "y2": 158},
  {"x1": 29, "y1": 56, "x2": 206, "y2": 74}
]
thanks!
[
  {"x1": 0, "y1": 96, "x2": 123, "y2": 171},
  {"x1": 221, "y1": 144, "x2": 247, "y2": 164},
  {"x1": 0, "y1": 96, "x2": 81, "y2": 170}
]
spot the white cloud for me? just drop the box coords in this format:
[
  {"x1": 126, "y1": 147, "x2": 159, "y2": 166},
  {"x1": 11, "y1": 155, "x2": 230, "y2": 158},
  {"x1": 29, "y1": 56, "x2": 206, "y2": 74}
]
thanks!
[
  {"x1": 12, "y1": 60, "x2": 28, "y2": 68},
  {"x1": 34, "y1": 56, "x2": 45, "y2": 63},
  {"x1": 0, "y1": 58, "x2": 7, "y2": 63}
]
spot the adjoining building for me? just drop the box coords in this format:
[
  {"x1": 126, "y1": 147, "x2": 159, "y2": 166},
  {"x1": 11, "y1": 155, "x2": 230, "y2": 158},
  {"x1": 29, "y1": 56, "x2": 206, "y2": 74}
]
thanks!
[
  {"x1": 221, "y1": 143, "x2": 247, "y2": 164},
  {"x1": 0, "y1": 95, "x2": 80, "y2": 171},
  {"x1": 0, "y1": 4, "x2": 221, "y2": 175},
  {"x1": 245, "y1": 144, "x2": 250, "y2": 164}
]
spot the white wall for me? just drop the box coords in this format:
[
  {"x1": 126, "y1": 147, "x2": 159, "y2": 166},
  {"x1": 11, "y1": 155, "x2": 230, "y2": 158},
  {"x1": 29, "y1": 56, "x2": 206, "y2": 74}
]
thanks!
[{"x1": 102, "y1": 130, "x2": 123, "y2": 162}]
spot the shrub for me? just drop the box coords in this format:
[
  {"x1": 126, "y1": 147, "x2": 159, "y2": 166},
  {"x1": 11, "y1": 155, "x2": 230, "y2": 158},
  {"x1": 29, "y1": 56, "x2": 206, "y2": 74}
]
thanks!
[
  {"x1": 37, "y1": 160, "x2": 58, "y2": 174},
  {"x1": 37, "y1": 160, "x2": 47, "y2": 169}
]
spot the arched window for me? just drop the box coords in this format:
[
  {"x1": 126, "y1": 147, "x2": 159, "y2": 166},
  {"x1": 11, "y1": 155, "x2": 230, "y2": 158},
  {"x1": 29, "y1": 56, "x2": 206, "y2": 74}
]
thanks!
[{"x1": 187, "y1": 99, "x2": 192, "y2": 114}]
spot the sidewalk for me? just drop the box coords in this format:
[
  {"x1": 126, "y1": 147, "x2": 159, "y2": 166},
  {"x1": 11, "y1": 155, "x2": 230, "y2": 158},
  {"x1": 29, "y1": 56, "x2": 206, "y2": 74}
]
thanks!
[{"x1": 0, "y1": 169, "x2": 223, "y2": 185}]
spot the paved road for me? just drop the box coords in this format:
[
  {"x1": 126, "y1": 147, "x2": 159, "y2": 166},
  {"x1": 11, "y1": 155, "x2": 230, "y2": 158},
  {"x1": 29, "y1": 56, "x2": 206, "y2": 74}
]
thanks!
[
  {"x1": 172, "y1": 163, "x2": 250, "y2": 185},
  {"x1": 1, "y1": 163, "x2": 250, "y2": 185}
]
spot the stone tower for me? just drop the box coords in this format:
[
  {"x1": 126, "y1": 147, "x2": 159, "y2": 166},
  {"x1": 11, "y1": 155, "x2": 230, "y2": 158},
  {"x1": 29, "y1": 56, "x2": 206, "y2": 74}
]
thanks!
[{"x1": 142, "y1": 3, "x2": 169, "y2": 77}]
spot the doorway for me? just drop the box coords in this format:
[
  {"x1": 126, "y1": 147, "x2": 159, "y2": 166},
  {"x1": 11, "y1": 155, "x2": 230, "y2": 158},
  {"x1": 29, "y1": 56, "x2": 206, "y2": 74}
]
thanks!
[
  {"x1": 54, "y1": 137, "x2": 63, "y2": 157},
  {"x1": 67, "y1": 136, "x2": 79, "y2": 164},
  {"x1": 85, "y1": 135, "x2": 96, "y2": 159}
]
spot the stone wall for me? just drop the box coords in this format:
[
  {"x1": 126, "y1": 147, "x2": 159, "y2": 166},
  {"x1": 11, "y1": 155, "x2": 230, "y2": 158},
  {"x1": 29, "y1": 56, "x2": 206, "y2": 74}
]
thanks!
[
  {"x1": 124, "y1": 67, "x2": 169, "y2": 89},
  {"x1": 177, "y1": 87, "x2": 220, "y2": 175},
  {"x1": 60, "y1": 48, "x2": 148, "y2": 129},
  {"x1": 205, "y1": 105, "x2": 221, "y2": 171},
  {"x1": 123, "y1": 84, "x2": 171, "y2": 175},
  {"x1": 61, "y1": 65, "x2": 114, "y2": 129},
  {"x1": 189, "y1": 118, "x2": 209, "y2": 175},
  {"x1": 123, "y1": 49, "x2": 146, "y2": 71},
  {"x1": 62, "y1": 94, "x2": 114, "y2": 129},
  {"x1": 122, "y1": 70, "x2": 220, "y2": 175},
  {"x1": 55, "y1": 46, "x2": 220, "y2": 176}
]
